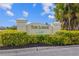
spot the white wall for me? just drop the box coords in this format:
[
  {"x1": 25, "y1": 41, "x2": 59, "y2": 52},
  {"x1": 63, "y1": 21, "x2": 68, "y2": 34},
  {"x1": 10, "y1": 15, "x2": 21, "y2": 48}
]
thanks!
[
  {"x1": 16, "y1": 20, "x2": 27, "y2": 32},
  {"x1": 16, "y1": 20, "x2": 61, "y2": 34},
  {"x1": 26, "y1": 23, "x2": 52, "y2": 35},
  {"x1": 52, "y1": 22, "x2": 61, "y2": 33}
]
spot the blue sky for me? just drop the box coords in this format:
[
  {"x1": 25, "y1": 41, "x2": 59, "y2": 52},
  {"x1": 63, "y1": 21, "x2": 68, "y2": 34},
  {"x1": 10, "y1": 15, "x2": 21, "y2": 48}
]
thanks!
[{"x1": 0, "y1": 3, "x2": 56, "y2": 27}]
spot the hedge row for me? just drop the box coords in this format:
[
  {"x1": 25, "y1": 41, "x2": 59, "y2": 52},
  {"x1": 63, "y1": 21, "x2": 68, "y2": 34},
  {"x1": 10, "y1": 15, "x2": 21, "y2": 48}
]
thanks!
[
  {"x1": 0, "y1": 30, "x2": 79, "y2": 47},
  {"x1": 0, "y1": 30, "x2": 28, "y2": 46},
  {"x1": 55, "y1": 30, "x2": 79, "y2": 45}
]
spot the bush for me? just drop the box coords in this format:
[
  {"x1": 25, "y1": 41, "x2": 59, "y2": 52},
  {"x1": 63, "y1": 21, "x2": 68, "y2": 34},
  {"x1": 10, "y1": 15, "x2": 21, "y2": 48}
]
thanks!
[
  {"x1": 0, "y1": 30, "x2": 79, "y2": 47},
  {"x1": 0, "y1": 30, "x2": 28, "y2": 46},
  {"x1": 42, "y1": 35, "x2": 71, "y2": 46},
  {"x1": 55, "y1": 30, "x2": 79, "y2": 45}
]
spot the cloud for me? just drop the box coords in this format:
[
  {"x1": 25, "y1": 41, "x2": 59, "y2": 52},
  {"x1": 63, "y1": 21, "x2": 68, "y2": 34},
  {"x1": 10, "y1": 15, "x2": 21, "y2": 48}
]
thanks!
[
  {"x1": 0, "y1": 3, "x2": 14, "y2": 16},
  {"x1": 0, "y1": 3, "x2": 13, "y2": 10},
  {"x1": 41, "y1": 3, "x2": 56, "y2": 16},
  {"x1": 6, "y1": 10, "x2": 14, "y2": 16},
  {"x1": 48, "y1": 15, "x2": 55, "y2": 19},
  {"x1": 41, "y1": 3, "x2": 56, "y2": 20},
  {"x1": 33, "y1": 3, "x2": 37, "y2": 7},
  {"x1": 27, "y1": 22, "x2": 32, "y2": 24},
  {"x1": 23, "y1": 11, "x2": 29, "y2": 17},
  {"x1": 42, "y1": 4, "x2": 52, "y2": 13}
]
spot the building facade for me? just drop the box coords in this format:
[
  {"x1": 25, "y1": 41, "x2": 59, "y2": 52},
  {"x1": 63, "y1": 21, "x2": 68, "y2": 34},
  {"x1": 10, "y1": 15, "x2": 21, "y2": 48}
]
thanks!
[{"x1": 16, "y1": 19, "x2": 61, "y2": 35}]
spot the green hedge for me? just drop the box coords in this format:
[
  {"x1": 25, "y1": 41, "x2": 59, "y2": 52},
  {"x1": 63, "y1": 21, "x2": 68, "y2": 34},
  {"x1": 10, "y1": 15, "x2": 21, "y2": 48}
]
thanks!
[
  {"x1": 0, "y1": 30, "x2": 29, "y2": 46},
  {"x1": 55, "y1": 30, "x2": 79, "y2": 45},
  {"x1": 0, "y1": 30, "x2": 79, "y2": 47}
]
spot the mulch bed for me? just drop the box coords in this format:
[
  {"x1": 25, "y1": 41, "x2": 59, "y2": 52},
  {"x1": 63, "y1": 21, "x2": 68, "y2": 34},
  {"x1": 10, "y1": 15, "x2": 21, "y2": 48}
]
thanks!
[
  {"x1": 0, "y1": 43, "x2": 77, "y2": 50},
  {"x1": 0, "y1": 43, "x2": 51, "y2": 50}
]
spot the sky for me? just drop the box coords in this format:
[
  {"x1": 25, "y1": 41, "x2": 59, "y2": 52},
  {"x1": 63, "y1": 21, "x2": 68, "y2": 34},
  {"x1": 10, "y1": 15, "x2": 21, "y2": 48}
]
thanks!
[{"x1": 0, "y1": 3, "x2": 56, "y2": 27}]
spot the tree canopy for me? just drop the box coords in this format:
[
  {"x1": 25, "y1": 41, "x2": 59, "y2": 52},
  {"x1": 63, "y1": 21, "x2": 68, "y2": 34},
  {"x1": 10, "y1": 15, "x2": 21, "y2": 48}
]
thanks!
[{"x1": 54, "y1": 3, "x2": 79, "y2": 30}]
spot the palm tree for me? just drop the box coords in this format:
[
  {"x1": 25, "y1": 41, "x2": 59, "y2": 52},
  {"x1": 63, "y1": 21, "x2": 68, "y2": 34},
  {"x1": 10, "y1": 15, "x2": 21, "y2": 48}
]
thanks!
[{"x1": 54, "y1": 3, "x2": 79, "y2": 30}]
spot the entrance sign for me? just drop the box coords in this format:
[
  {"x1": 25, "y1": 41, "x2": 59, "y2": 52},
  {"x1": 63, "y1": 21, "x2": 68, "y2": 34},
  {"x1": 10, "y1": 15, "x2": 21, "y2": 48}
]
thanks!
[{"x1": 16, "y1": 19, "x2": 61, "y2": 35}]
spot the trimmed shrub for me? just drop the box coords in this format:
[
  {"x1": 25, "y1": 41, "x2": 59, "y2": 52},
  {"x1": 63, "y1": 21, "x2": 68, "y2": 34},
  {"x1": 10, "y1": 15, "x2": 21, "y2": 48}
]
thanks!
[
  {"x1": 0, "y1": 30, "x2": 79, "y2": 47},
  {"x1": 55, "y1": 30, "x2": 79, "y2": 45},
  {"x1": 0, "y1": 30, "x2": 28, "y2": 46}
]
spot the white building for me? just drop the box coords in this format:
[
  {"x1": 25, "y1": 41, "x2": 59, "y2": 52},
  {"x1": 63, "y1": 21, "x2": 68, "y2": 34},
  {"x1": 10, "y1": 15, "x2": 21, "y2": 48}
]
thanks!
[{"x1": 16, "y1": 18, "x2": 61, "y2": 35}]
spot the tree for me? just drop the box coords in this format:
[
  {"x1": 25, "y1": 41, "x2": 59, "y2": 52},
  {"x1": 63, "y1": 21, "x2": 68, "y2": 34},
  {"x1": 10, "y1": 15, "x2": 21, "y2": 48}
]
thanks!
[
  {"x1": 0, "y1": 26, "x2": 17, "y2": 30},
  {"x1": 6, "y1": 26, "x2": 17, "y2": 30},
  {"x1": 54, "y1": 3, "x2": 79, "y2": 30}
]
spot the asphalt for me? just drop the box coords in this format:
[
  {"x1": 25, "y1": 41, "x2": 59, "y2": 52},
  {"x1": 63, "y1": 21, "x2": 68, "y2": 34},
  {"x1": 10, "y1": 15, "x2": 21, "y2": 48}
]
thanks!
[{"x1": 0, "y1": 45, "x2": 79, "y2": 56}]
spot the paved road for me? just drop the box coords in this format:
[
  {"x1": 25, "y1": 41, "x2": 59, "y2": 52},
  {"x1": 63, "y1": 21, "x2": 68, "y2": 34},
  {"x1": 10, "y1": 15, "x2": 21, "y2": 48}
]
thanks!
[{"x1": 0, "y1": 46, "x2": 79, "y2": 56}]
